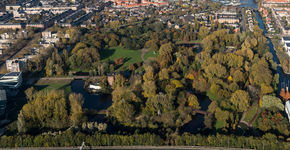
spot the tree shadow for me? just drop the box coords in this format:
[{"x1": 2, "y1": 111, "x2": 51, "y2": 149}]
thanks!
[
  {"x1": 114, "y1": 57, "x2": 131, "y2": 70},
  {"x1": 34, "y1": 85, "x2": 49, "y2": 91},
  {"x1": 100, "y1": 48, "x2": 116, "y2": 60}
]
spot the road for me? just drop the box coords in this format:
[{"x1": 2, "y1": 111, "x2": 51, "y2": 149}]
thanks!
[{"x1": 0, "y1": 146, "x2": 253, "y2": 150}]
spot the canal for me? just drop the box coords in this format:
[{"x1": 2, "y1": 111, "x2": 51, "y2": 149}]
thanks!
[{"x1": 240, "y1": 0, "x2": 290, "y2": 92}]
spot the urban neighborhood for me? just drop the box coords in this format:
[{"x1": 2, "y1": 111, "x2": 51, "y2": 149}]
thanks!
[{"x1": 0, "y1": 0, "x2": 289, "y2": 149}]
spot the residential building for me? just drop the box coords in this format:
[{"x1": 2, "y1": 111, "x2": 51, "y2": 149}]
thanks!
[
  {"x1": 282, "y1": 36, "x2": 290, "y2": 57},
  {"x1": 215, "y1": 12, "x2": 239, "y2": 24},
  {"x1": 286, "y1": 100, "x2": 290, "y2": 122},
  {"x1": 6, "y1": 58, "x2": 27, "y2": 72}
]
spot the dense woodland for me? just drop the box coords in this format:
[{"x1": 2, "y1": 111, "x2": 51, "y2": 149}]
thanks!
[{"x1": 0, "y1": 2, "x2": 289, "y2": 149}]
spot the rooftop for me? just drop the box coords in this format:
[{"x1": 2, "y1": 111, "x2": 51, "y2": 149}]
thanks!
[
  {"x1": 5, "y1": 72, "x2": 21, "y2": 76},
  {"x1": 282, "y1": 36, "x2": 290, "y2": 41}
]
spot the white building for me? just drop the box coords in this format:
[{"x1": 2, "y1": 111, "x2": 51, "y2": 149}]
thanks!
[
  {"x1": 0, "y1": 72, "x2": 22, "y2": 89},
  {"x1": 286, "y1": 101, "x2": 290, "y2": 123},
  {"x1": 281, "y1": 36, "x2": 290, "y2": 57},
  {"x1": 89, "y1": 83, "x2": 102, "y2": 90}
]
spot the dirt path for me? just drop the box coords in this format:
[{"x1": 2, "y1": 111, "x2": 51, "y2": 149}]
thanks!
[
  {"x1": 141, "y1": 48, "x2": 150, "y2": 61},
  {"x1": 248, "y1": 101, "x2": 261, "y2": 126},
  {"x1": 240, "y1": 100, "x2": 260, "y2": 127}
]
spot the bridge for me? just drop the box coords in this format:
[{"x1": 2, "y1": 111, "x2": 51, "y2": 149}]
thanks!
[{"x1": 193, "y1": 109, "x2": 208, "y2": 115}]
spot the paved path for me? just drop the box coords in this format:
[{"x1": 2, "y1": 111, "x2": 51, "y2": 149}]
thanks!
[
  {"x1": 0, "y1": 146, "x2": 253, "y2": 150},
  {"x1": 141, "y1": 48, "x2": 150, "y2": 61}
]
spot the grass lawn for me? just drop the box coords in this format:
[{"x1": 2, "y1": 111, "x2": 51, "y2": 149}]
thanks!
[
  {"x1": 34, "y1": 79, "x2": 72, "y2": 93},
  {"x1": 243, "y1": 103, "x2": 259, "y2": 123},
  {"x1": 100, "y1": 47, "x2": 142, "y2": 70},
  {"x1": 144, "y1": 50, "x2": 158, "y2": 60}
]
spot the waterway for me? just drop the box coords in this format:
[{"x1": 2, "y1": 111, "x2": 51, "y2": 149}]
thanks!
[
  {"x1": 70, "y1": 80, "x2": 112, "y2": 110},
  {"x1": 242, "y1": 0, "x2": 290, "y2": 93}
]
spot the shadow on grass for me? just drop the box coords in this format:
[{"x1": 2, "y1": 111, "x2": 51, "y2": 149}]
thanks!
[
  {"x1": 100, "y1": 48, "x2": 116, "y2": 60},
  {"x1": 114, "y1": 57, "x2": 131, "y2": 70},
  {"x1": 34, "y1": 85, "x2": 49, "y2": 91}
]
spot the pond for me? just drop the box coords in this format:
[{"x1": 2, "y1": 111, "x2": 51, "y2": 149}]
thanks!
[
  {"x1": 180, "y1": 95, "x2": 211, "y2": 134},
  {"x1": 70, "y1": 80, "x2": 112, "y2": 110}
]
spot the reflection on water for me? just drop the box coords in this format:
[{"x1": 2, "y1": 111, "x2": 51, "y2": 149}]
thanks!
[{"x1": 70, "y1": 80, "x2": 112, "y2": 110}]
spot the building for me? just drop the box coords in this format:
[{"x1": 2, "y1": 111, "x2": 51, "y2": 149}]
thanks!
[
  {"x1": 215, "y1": 12, "x2": 239, "y2": 24},
  {"x1": 0, "y1": 72, "x2": 22, "y2": 89},
  {"x1": 262, "y1": 0, "x2": 290, "y2": 7},
  {"x1": 89, "y1": 83, "x2": 102, "y2": 90},
  {"x1": 286, "y1": 100, "x2": 290, "y2": 122},
  {"x1": 0, "y1": 90, "x2": 7, "y2": 118},
  {"x1": 40, "y1": 31, "x2": 60, "y2": 47},
  {"x1": 282, "y1": 36, "x2": 290, "y2": 57},
  {"x1": 0, "y1": 24, "x2": 23, "y2": 29},
  {"x1": 6, "y1": 58, "x2": 27, "y2": 72}
]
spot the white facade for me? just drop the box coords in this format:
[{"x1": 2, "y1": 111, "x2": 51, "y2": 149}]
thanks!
[
  {"x1": 281, "y1": 36, "x2": 290, "y2": 57},
  {"x1": 89, "y1": 84, "x2": 102, "y2": 90},
  {"x1": 286, "y1": 101, "x2": 290, "y2": 123}
]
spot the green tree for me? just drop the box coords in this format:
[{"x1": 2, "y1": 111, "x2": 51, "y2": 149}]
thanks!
[
  {"x1": 69, "y1": 93, "x2": 86, "y2": 126},
  {"x1": 230, "y1": 90, "x2": 250, "y2": 112}
]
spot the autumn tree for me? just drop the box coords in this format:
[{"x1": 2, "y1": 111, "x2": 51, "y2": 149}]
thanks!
[
  {"x1": 69, "y1": 93, "x2": 86, "y2": 126},
  {"x1": 230, "y1": 90, "x2": 250, "y2": 112}
]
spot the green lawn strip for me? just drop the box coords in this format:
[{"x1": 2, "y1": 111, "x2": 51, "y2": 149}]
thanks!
[
  {"x1": 243, "y1": 103, "x2": 259, "y2": 123},
  {"x1": 34, "y1": 79, "x2": 72, "y2": 93},
  {"x1": 100, "y1": 46, "x2": 142, "y2": 70},
  {"x1": 144, "y1": 50, "x2": 158, "y2": 60}
]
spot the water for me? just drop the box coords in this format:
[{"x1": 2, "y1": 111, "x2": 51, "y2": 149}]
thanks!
[
  {"x1": 70, "y1": 80, "x2": 112, "y2": 110},
  {"x1": 180, "y1": 95, "x2": 211, "y2": 133},
  {"x1": 247, "y1": 1, "x2": 290, "y2": 92},
  {"x1": 239, "y1": 0, "x2": 257, "y2": 8}
]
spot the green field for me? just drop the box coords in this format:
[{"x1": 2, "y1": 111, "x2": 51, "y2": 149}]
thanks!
[
  {"x1": 34, "y1": 79, "x2": 72, "y2": 93},
  {"x1": 100, "y1": 47, "x2": 142, "y2": 70}
]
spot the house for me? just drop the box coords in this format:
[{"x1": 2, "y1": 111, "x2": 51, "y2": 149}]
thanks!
[{"x1": 286, "y1": 100, "x2": 290, "y2": 122}]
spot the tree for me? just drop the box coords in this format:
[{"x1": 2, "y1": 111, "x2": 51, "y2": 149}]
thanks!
[
  {"x1": 249, "y1": 59, "x2": 272, "y2": 86},
  {"x1": 157, "y1": 43, "x2": 174, "y2": 68},
  {"x1": 109, "y1": 38, "x2": 118, "y2": 47},
  {"x1": 192, "y1": 76, "x2": 208, "y2": 93},
  {"x1": 198, "y1": 26, "x2": 210, "y2": 40},
  {"x1": 142, "y1": 81, "x2": 157, "y2": 98},
  {"x1": 261, "y1": 95, "x2": 284, "y2": 111},
  {"x1": 25, "y1": 87, "x2": 36, "y2": 101},
  {"x1": 188, "y1": 94, "x2": 200, "y2": 109},
  {"x1": 69, "y1": 93, "x2": 86, "y2": 126},
  {"x1": 230, "y1": 90, "x2": 250, "y2": 112},
  {"x1": 145, "y1": 40, "x2": 159, "y2": 52},
  {"x1": 204, "y1": 63, "x2": 227, "y2": 79},
  {"x1": 158, "y1": 68, "x2": 169, "y2": 81}
]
